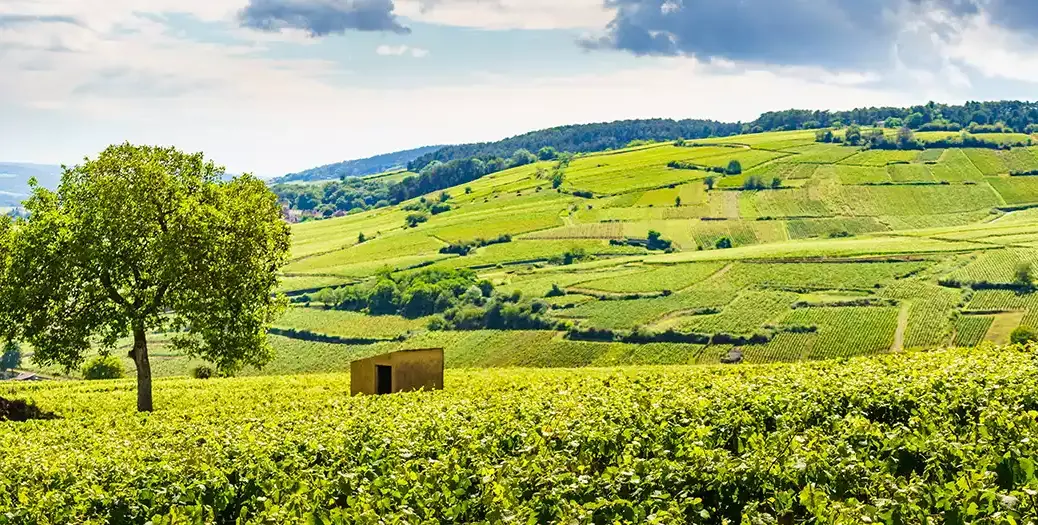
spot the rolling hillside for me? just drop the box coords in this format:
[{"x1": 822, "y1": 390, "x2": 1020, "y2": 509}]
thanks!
[
  {"x1": 273, "y1": 145, "x2": 443, "y2": 184},
  {"x1": 22, "y1": 128, "x2": 1038, "y2": 377},
  {"x1": 28, "y1": 127, "x2": 1038, "y2": 378}
]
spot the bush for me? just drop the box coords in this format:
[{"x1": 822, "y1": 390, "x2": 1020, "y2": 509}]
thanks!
[
  {"x1": 405, "y1": 212, "x2": 429, "y2": 228},
  {"x1": 82, "y1": 355, "x2": 124, "y2": 380},
  {"x1": 192, "y1": 366, "x2": 214, "y2": 379},
  {"x1": 726, "y1": 160, "x2": 742, "y2": 175},
  {"x1": 1011, "y1": 325, "x2": 1038, "y2": 345},
  {"x1": 1016, "y1": 262, "x2": 1034, "y2": 288},
  {"x1": 646, "y1": 230, "x2": 673, "y2": 251},
  {"x1": 715, "y1": 237, "x2": 733, "y2": 249},
  {"x1": 743, "y1": 175, "x2": 768, "y2": 191}
]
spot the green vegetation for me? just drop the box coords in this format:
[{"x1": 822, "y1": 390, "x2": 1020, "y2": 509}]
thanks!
[
  {"x1": 0, "y1": 144, "x2": 290, "y2": 411},
  {"x1": 1011, "y1": 325, "x2": 1038, "y2": 344},
  {"x1": 953, "y1": 315, "x2": 994, "y2": 347},
  {"x1": 0, "y1": 340, "x2": 20, "y2": 372},
  {"x1": 81, "y1": 354, "x2": 125, "y2": 380},
  {"x1": 264, "y1": 124, "x2": 1038, "y2": 366},
  {"x1": 5, "y1": 347, "x2": 1038, "y2": 521}
]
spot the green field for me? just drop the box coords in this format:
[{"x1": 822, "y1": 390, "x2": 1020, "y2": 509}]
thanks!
[
  {"x1": 232, "y1": 132, "x2": 1038, "y2": 371},
  {"x1": 5, "y1": 347, "x2": 1038, "y2": 522},
  {"x1": 16, "y1": 131, "x2": 1037, "y2": 382}
]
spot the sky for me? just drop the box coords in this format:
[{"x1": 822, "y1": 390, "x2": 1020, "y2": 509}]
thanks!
[{"x1": 3, "y1": 1, "x2": 1038, "y2": 177}]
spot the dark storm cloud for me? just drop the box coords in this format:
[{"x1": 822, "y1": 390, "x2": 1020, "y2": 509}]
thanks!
[
  {"x1": 582, "y1": 0, "x2": 1038, "y2": 69},
  {"x1": 238, "y1": 0, "x2": 410, "y2": 36},
  {"x1": 581, "y1": 0, "x2": 898, "y2": 69}
]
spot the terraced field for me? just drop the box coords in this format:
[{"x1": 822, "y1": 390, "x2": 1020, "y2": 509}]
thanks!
[{"x1": 54, "y1": 129, "x2": 1038, "y2": 380}]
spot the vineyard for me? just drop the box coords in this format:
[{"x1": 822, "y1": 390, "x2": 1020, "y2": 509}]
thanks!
[
  {"x1": 953, "y1": 315, "x2": 994, "y2": 347},
  {"x1": 5, "y1": 347, "x2": 1038, "y2": 522},
  {"x1": 574, "y1": 262, "x2": 725, "y2": 293},
  {"x1": 17, "y1": 129, "x2": 1038, "y2": 379}
]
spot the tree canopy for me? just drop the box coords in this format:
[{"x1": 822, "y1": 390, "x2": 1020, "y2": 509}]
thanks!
[{"x1": 0, "y1": 144, "x2": 291, "y2": 411}]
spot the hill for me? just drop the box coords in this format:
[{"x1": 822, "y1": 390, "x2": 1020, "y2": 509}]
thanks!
[
  {"x1": 4, "y1": 345, "x2": 1036, "y2": 521},
  {"x1": 407, "y1": 118, "x2": 742, "y2": 170},
  {"x1": 14, "y1": 124, "x2": 1038, "y2": 379},
  {"x1": 0, "y1": 162, "x2": 62, "y2": 207},
  {"x1": 29, "y1": 127, "x2": 1037, "y2": 378},
  {"x1": 251, "y1": 128, "x2": 1038, "y2": 371},
  {"x1": 276, "y1": 101, "x2": 1038, "y2": 219},
  {"x1": 406, "y1": 100, "x2": 1038, "y2": 171},
  {"x1": 274, "y1": 145, "x2": 443, "y2": 184}
]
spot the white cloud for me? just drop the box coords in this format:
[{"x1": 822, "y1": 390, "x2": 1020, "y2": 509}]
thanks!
[
  {"x1": 939, "y1": 13, "x2": 1038, "y2": 84},
  {"x1": 395, "y1": 0, "x2": 613, "y2": 30},
  {"x1": 375, "y1": 44, "x2": 429, "y2": 57},
  {"x1": 0, "y1": 0, "x2": 1005, "y2": 179},
  {"x1": 0, "y1": 22, "x2": 924, "y2": 177}
]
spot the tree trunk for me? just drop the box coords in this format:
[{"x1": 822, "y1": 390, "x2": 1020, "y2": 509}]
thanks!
[{"x1": 132, "y1": 325, "x2": 153, "y2": 412}]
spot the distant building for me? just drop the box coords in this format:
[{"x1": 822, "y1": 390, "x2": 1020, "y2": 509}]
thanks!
[
  {"x1": 350, "y1": 348, "x2": 444, "y2": 395},
  {"x1": 11, "y1": 372, "x2": 45, "y2": 381}
]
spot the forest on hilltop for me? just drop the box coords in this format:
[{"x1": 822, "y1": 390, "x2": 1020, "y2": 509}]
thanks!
[{"x1": 274, "y1": 100, "x2": 1038, "y2": 219}]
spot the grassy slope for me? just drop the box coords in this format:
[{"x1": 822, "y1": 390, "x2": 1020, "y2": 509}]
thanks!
[{"x1": 227, "y1": 134, "x2": 1038, "y2": 374}]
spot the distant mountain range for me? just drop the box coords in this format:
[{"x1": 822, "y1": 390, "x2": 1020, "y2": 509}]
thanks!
[
  {"x1": 273, "y1": 145, "x2": 443, "y2": 184},
  {"x1": 0, "y1": 162, "x2": 62, "y2": 207}
]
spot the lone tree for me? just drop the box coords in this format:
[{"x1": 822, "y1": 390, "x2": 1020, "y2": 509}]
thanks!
[
  {"x1": 726, "y1": 160, "x2": 742, "y2": 175},
  {"x1": 0, "y1": 144, "x2": 291, "y2": 411},
  {"x1": 1016, "y1": 262, "x2": 1035, "y2": 289}
]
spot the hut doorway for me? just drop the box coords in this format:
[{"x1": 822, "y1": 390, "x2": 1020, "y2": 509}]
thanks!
[{"x1": 376, "y1": 365, "x2": 393, "y2": 394}]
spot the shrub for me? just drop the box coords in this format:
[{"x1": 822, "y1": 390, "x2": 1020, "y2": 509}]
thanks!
[
  {"x1": 1016, "y1": 262, "x2": 1034, "y2": 289},
  {"x1": 726, "y1": 160, "x2": 742, "y2": 175},
  {"x1": 1011, "y1": 325, "x2": 1038, "y2": 345},
  {"x1": 405, "y1": 212, "x2": 429, "y2": 228},
  {"x1": 647, "y1": 230, "x2": 673, "y2": 251},
  {"x1": 742, "y1": 175, "x2": 767, "y2": 190},
  {"x1": 192, "y1": 366, "x2": 214, "y2": 379},
  {"x1": 715, "y1": 237, "x2": 733, "y2": 249},
  {"x1": 82, "y1": 355, "x2": 124, "y2": 380}
]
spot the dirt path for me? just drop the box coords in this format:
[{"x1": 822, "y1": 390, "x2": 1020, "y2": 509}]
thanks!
[{"x1": 891, "y1": 302, "x2": 910, "y2": 352}]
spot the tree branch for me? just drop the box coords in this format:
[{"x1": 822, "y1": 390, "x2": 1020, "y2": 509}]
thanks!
[
  {"x1": 146, "y1": 282, "x2": 170, "y2": 316},
  {"x1": 99, "y1": 270, "x2": 134, "y2": 313}
]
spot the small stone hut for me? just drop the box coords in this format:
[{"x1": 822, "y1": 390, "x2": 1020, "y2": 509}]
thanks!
[{"x1": 350, "y1": 348, "x2": 444, "y2": 395}]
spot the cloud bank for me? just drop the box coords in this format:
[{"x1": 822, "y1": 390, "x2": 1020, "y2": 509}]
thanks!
[{"x1": 238, "y1": 0, "x2": 410, "y2": 36}]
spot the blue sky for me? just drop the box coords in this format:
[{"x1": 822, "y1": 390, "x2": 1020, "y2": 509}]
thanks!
[{"x1": 3, "y1": 0, "x2": 1038, "y2": 177}]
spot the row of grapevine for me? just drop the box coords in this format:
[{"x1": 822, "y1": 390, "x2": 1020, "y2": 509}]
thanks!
[
  {"x1": 953, "y1": 315, "x2": 994, "y2": 347},
  {"x1": 676, "y1": 290, "x2": 797, "y2": 334},
  {"x1": 8, "y1": 348, "x2": 1038, "y2": 522},
  {"x1": 576, "y1": 262, "x2": 725, "y2": 293},
  {"x1": 881, "y1": 281, "x2": 962, "y2": 348},
  {"x1": 778, "y1": 306, "x2": 899, "y2": 359}
]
